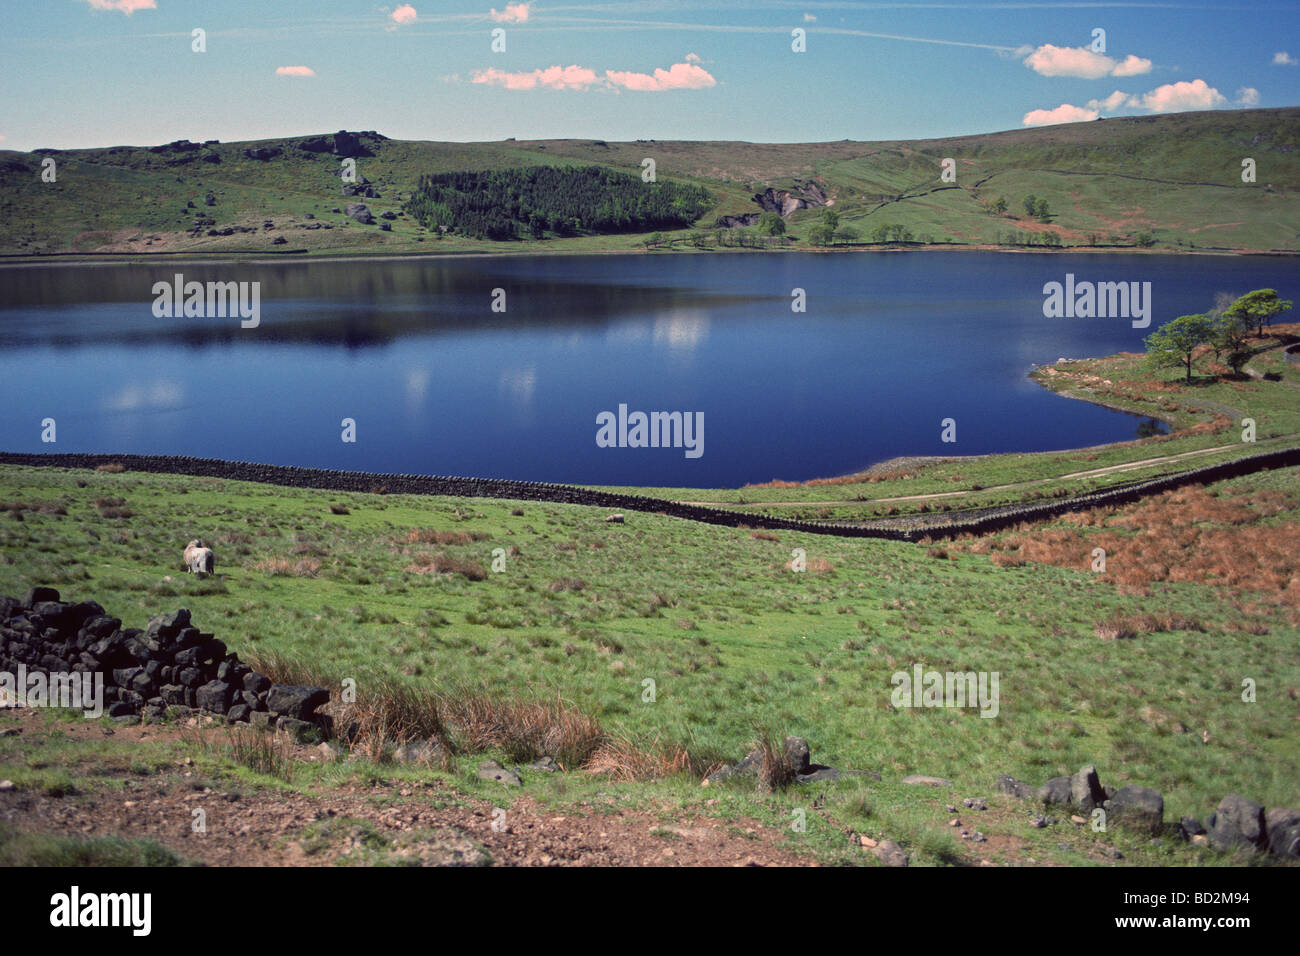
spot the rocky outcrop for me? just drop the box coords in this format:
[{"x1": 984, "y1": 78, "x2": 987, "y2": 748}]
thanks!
[
  {"x1": 243, "y1": 147, "x2": 282, "y2": 161},
  {"x1": 714, "y1": 213, "x2": 761, "y2": 229},
  {"x1": 753, "y1": 181, "x2": 829, "y2": 217},
  {"x1": 0, "y1": 588, "x2": 329, "y2": 737}
]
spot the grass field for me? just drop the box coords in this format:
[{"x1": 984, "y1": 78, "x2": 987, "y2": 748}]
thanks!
[
  {"x1": 2, "y1": 107, "x2": 1297, "y2": 258},
  {"x1": 1, "y1": 446, "x2": 1296, "y2": 865}
]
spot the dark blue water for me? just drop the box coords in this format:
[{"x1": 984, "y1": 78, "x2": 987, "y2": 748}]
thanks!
[{"x1": 1, "y1": 252, "x2": 1294, "y2": 487}]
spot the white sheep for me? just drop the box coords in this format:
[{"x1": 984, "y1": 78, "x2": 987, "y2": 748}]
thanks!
[{"x1": 183, "y1": 539, "x2": 216, "y2": 578}]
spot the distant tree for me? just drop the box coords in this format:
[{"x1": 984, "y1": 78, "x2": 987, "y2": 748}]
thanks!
[
  {"x1": 807, "y1": 222, "x2": 835, "y2": 246},
  {"x1": 992, "y1": 197, "x2": 1008, "y2": 215},
  {"x1": 1135, "y1": 231, "x2": 1157, "y2": 247},
  {"x1": 834, "y1": 226, "x2": 860, "y2": 244},
  {"x1": 1087, "y1": 233, "x2": 1099, "y2": 246},
  {"x1": 757, "y1": 212, "x2": 786, "y2": 237},
  {"x1": 1225, "y1": 288, "x2": 1293, "y2": 336},
  {"x1": 1032, "y1": 198, "x2": 1051, "y2": 222},
  {"x1": 1023, "y1": 194, "x2": 1038, "y2": 217},
  {"x1": 1042, "y1": 231, "x2": 1062, "y2": 247},
  {"x1": 644, "y1": 232, "x2": 665, "y2": 250},
  {"x1": 819, "y1": 209, "x2": 840, "y2": 232},
  {"x1": 1145, "y1": 313, "x2": 1213, "y2": 382}
]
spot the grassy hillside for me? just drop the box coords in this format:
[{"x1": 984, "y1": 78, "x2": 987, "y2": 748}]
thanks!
[
  {"x1": 1, "y1": 108, "x2": 1297, "y2": 257},
  {"x1": 0, "y1": 458, "x2": 1296, "y2": 866}
]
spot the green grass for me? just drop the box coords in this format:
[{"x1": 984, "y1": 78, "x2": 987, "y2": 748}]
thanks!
[
  {"x1": 0, "y1": 822, "x2": 185, "y2": 867},
  {"x1": 1, "y1": 457, "x2": 1296, "y2": 835},
  {"x1": 3, "y1": 107, "x2": 1297, "y2": 256}
]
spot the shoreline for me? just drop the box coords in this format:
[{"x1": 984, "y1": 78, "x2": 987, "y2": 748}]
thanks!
[{"x1": 1, "y1": 244, "x2": 1298, "y2": 268}]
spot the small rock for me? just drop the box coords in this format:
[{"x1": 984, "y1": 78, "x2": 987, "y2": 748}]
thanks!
[
  {"x1": 0, "y1": 780, "x2": 14, "y2": 792},
  {"x1": 1070, "y1": 815, "x2": 1088, "y2": 826},
  {"x1": 527, "y1": 756, "x2": 560, "y2": 773},
  {"x1": 858, "y1": 835, "x2": 877, "y2": 848},
  {"x1": 872, "y1": 839, "x2": 908, "y2": 867},
  {"x1": 478, "y1": 760, "x2": 522, "y2": 787},
  {"x1": 902, "y1": 775, "x2": 953, "y2": 788},
  {"x1": 962, "y1": 797, "x2": 987, "y2": 811},
  {"x1": 995, "y1": 774, "x2": 1038, "y2": 801}
]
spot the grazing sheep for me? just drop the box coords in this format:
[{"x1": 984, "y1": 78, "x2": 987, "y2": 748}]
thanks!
[{"x1": 183, "y1": 539, "x2": 216, "y2": 578}]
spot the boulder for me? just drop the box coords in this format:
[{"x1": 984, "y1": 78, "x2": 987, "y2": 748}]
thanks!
[
  {"x1": 1106, "y1": 785, "x2": 1165, "y2": 834},
  {"x1": 276, "y1": 717, "x2": 322, "y2": 743},
  {"x1": 784, "y1": 737, "x2": 811, "y2": 775},
  {"x1": 195, "y1": 680, "x2": 232, "y2": 714},
  {"x1": 243, "y1": 147, "x2": 282, "y2": 161},
  {"x1": 1070, "y1": 765, "x2": 1105, "y2": 812},
  {"x1": 21, "y1": 587, "x2": 60, "y2": 608},
  {"x1": 872, "y1": 839, "x2": 908, "y2": 867},
  {"x1": 393, "y1": 739, "x2": 449, "y2": 766},
  {"x1": 265, "y1": 684, "x2": 329, "y2": 720},
  {"x1": 1207, "y1": 795, "x2": 1265, "y2": 850},
  {"x1": 1264, "y1": 808, "x2": 1300, "y2": 859},
  {"x1": 1038, "y1": 777, "x2": 1073, "y2": 805},
  {"x1": 478, "y1": 759, "x2": 522, "y2": 787},
  {"x1": 344, "y1": 203, "x2": 375, "y2": 224}
]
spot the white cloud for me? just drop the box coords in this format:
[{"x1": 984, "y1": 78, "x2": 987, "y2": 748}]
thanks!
[
  {"x1": 390, "y1": 4, "x2": 417, "y2": 25},
  {"x1": 1236, "y1": 86, "x2": 1261, "y2": 106},
  {"x1": 1086, "y1": 90, "x2": 1130, "y2": 112},
  {"x1": 79, "y1": 0, "x2": 156, "y2": 13},
  {"x1": 490, "y1": 2, "x2": 530, "y2": 23},
  {"x1": 606, "y1": 60, "x2": 716, "y2": 91},
  {"x1": 1110, "y1": 54, "x2": 1153, "y2": 77},
  {"x1": 275, "y1": 65, "x2": 316, "y2": 77},
  {"x1": 1273, "y1": 51, "x2": 1298, "y2": 66},
  {"x1": 470, "y1": 59, "x2": 716, "y2": 92},
  {"x1": 1023, "y1": 43, "x2": 1151, "y2": 79},
  {"x1": 1130, "y1": 78, "x2": 1226, "y2": 112},
  {"x1": 1022, "y1": 103, "x2": 1099, "y2": 127},
  {"x1": 472, "y1": 64, "x2": 598, "y2": 90}
]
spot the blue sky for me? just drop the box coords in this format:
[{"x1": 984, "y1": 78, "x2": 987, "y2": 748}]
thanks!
[{"x1": 2, "y1": 0, "x2": 1297, "y2": 149}]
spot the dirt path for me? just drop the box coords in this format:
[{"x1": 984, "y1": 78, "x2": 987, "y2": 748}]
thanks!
[
  {"x1": 0, "y1": 709, "x2": 812, "y2": 868},
  {"x1": 677, "y1": 434, "x2": 1300, "y2": 510}
]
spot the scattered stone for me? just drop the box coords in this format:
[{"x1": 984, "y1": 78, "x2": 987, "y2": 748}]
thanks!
[
  {"x1": 858, "y1": 835, "x2": 877, "y2": 848},
  {"x1": 0, "y1": 780, "x2": 14, "y2": 792},
  {"x1": 784, "y1": 737, "x2": 811, "y2": 775},
  {"x1": 872, "y1": 839, "x2": 908, "y2": 867},
  {"x1": 1265, "y1": 808, "x2": 1300, "y2": 859},
  {"x1": 528, "y1": 756, "x2": 560, "y2": 773},
  {"x1": 1104, "y1": 846, "x2": 1124, "y2": 859},
  {"x1": 962, "y1": 797, "x2": 987, "y2": 811},
  {"x1": 1207, "y1": 794, "x2": 1265, "y2": 850},
  {"x1": 276, "y1": 717, "x2": 322, "y2": 744},
  {"x1": 478, "y1": 760, "x2": 523, "y2": 787},
  {"x1": 1070, "y1": 815, "x2": 1088, "y2": 826},
  {"x1": 1178, "y1": 815, "x2": 1206, "y2": 840},
  {"x1": 265, "y1": 685, "x2": 329, "y2": 720},
  {"x1": 1106, "y1": 785, "x2": 1165, "y2": 835},
  {"x1": 392, "y1": 739, "x2": 447, "y2": 766},
  {"x1": 605, "y1": 514, "x2": 625, "y2": 523},
  {"x1": 970, "y1": 832, "x2": 987, "y2": 843},
  {"x1": 995, "y1": 774, "x2": 1038, "y2": 801},
  {"x1": 902, "y1": 775, "x2": 953, "y2": 788}
]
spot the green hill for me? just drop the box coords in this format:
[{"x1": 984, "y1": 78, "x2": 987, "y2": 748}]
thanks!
[{"x1": 1, "y1": 107, "x2": 1298, "y2": 257}]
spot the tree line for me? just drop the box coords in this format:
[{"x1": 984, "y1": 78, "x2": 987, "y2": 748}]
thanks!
[{"x1": 404, "y1": 165, "x2": 715, "y2": 240}]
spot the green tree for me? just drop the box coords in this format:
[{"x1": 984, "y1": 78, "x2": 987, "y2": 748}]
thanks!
[
  {"x1": 1209, "y1": 307, "x2": 1253, "y2": 375},
  {"x1": 1033, "y1": 198, "x2": 1051, "y2": 222},
  {"x1": 807, "y1": 222, "x2": 835, "y2": 246},
  {"x1": 1135, "y1": 231, "x2": 1156, "y2": 247},
  {"x1": 819, "y1": 209, "x2": 840, "y2": 232},
  {"x1": 1022, "y1": 194, "x2": 1038, "y2": 217},
  {"x1": 1225, "y1": 288, "x2": 1293, "y2": 336},
  {"x1": 992, "y1": 197, "x2": 1008, "y2": 215},
  {"x1": 757, "y1": 212, "x2": 786, "y2": 237},
  {"x1": 833, "y1": 226, "x2": 860, "y2": 245},
  {"x1": 1145, "y1": 313, "x2": 1213, "y2": 382}
]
